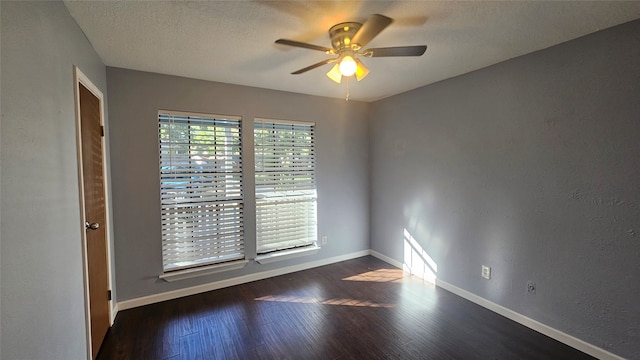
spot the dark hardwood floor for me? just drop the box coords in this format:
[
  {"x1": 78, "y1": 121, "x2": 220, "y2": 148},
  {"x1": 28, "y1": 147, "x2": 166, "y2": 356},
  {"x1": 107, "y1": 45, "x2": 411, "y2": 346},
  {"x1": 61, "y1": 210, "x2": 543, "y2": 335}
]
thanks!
[{"x1": 98, "y1": 256, "x2": 595, "y2": 360}]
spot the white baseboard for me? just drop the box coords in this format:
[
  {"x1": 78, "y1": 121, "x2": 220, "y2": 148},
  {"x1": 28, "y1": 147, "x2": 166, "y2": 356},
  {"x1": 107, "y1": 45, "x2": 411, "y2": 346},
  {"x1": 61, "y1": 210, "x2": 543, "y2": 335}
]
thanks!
[
  {"x1": 434, "y1": 280, "x2": 623, "y2": 360},
  {"x1": 117, "y1": 250, "x2": 370, "y2": 311},
  {"x1": 110, "y1": 303, "x2": 118, "y2": 325},
  {"x1": 369, "y1": 250, "x2": 404, "y2": 269},
  {"x1": 369, "y1": 251, "x2": 622, "y2": 359}
]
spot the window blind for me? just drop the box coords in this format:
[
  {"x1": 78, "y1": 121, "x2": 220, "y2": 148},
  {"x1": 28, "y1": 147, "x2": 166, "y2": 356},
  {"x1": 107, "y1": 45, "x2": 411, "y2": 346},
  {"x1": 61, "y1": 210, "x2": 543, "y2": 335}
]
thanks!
[
  {"x1": 254, "y1": 119, "x2": 317, "y2": 254},
  {"x1": 159, "y1": 111, "x2": 244, "y2": 272}
]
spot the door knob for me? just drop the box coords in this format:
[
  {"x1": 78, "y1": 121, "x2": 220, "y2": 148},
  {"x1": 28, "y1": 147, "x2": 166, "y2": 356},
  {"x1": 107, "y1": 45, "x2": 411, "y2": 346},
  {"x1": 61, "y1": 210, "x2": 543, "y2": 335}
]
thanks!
[{"x1": 85, "y1": 221, "x2": 100, "y2": 231}]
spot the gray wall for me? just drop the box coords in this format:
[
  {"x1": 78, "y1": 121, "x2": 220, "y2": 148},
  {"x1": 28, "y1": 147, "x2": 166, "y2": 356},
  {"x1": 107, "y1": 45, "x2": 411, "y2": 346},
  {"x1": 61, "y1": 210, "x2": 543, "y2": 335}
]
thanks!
[
  {"x1": 369, "y1": 19, "x2": 640, "y2": 358},
  {"x1": 107, "y1": 68, "x2": 371, "y2": 301},
  {"x1": 1, "y1": 1, "x2": 109, "y2": 359}
]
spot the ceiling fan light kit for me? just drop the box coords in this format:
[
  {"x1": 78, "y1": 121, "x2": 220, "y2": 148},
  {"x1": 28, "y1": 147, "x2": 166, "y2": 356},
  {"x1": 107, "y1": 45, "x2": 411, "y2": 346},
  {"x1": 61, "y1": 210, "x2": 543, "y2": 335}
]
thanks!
[
  {"x1": 326, "y1": 63, "x2": 343, "y2": 83},
  {"x1": 338, "y1": 55, "x2": 357, "y2": 76},
  {"x1": 276, "y1": 14, "x2": 427, "y2": 86}
]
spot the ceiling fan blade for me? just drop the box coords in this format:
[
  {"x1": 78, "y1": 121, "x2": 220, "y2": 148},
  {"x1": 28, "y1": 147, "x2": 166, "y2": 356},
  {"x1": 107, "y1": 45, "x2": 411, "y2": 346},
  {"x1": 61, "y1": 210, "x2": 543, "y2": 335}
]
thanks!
[
  {"x1": 351, "y1": 14, "x2": 393, "y2": 48},
  {"x1": 292, "y1": 58, "x2": 337, "y2": 75},
  {"x1": 367, "y1": 45, "x2": 427, "y2": 57},
  {"x1": 275, "y1": 39, "x2": 333, "y2": 53}
]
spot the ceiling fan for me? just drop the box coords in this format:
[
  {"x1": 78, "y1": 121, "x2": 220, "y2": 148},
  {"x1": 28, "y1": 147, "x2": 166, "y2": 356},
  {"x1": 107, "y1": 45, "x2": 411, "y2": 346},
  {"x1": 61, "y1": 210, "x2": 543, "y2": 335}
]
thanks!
[{"x1": 275, "y1": 14, "x2": 427, "y2": 84}]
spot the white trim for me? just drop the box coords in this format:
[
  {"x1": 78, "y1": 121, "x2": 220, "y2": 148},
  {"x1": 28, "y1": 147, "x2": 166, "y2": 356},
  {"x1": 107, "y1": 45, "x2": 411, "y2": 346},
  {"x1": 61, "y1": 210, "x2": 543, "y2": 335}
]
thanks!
[
  {"x1": 110, "y1": 303, "x2": 118, "y2": 325},
  {"x1": 254, "y1": 117, "x2": 316, "y2": 126},
  {"x1": 369, "y1": 251, "x2": 623, "y2": 360},
  {"x1": 369, "y1": 250, "x2": 404, "y2": 269},
  {"x1": 160, "y1": 260, "x2": 250, "y2": 282},
  {"x1": 110, "y1": 297, "x2": 118, "y2": 324},
  {"x1": 434, "y1": 280, "x2": 623, "y2": 360},
  {"x1": 158, "y1": 109, "x2": 241, "y2": 121},
  {"x1": 256, "y1": 245, "x2": 321, "y2": 264},
  {"x1": 73, "y1": 66, "x2": 114, "y2": 360},
  {"x1": 118, "y1": 250, "x2": 369, "y2": 310},
  {"x1": 73, "y1": 66, "x2": 92, "y2": 360}
]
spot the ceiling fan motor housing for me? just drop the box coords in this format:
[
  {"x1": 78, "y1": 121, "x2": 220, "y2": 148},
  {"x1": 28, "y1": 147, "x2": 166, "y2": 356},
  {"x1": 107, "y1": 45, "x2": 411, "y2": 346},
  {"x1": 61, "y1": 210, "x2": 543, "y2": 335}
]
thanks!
[{"x1": 329, "y1": 22, "x2": 363, "y2": 52}]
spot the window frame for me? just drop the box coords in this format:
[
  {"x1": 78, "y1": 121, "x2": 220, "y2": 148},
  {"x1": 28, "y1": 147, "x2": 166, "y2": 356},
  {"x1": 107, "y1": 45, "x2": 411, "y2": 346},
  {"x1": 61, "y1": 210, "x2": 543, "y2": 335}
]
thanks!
[
  {"x1": 157, "y1": 110, "x2": 246, "y2": 278},
  {"x1": 253, "y1": 118, "x2": 319, "y2": 259}
]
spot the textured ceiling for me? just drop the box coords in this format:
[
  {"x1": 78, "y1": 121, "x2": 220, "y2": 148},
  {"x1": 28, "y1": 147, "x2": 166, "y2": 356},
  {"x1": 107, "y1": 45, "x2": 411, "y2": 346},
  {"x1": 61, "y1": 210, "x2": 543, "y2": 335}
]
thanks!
[{"x1": 64, "y1": 1, "x2": 640, "y2": 102}]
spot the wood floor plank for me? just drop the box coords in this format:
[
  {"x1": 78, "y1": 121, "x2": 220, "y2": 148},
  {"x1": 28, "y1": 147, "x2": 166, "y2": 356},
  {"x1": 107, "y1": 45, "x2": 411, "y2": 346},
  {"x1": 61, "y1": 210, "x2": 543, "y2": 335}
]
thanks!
[{"x1": 97, "y1": 256, "x2": 595, "y2": 360}]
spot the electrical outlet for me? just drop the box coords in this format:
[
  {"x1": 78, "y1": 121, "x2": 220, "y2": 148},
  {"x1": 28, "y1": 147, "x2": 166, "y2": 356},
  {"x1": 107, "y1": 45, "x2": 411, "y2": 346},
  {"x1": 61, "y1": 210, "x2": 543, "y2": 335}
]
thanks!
[
  {"x1": 321, "y1": 236, "x2": 328, "y2": 245},
  {"x1": 527, "y1": 281, "x2": 536, "y2": 294},
  {"x1": 481, "y1": 265, "x2": 491, "y2": 279}
]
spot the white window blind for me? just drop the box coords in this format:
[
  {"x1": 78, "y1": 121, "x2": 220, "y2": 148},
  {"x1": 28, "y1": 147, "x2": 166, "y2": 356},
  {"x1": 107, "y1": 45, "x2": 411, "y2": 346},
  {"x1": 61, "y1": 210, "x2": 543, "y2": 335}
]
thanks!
[
  {"x1": 254, "y1": 119, "x2": 317, "y2": 254},
  {"x1": 159, "y1": 111, "x2": 244, "y2": 272}
]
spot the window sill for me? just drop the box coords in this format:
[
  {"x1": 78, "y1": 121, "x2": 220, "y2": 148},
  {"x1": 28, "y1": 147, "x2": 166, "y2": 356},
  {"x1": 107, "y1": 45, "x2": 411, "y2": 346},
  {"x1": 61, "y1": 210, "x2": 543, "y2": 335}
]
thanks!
[
  {"x1": 160, "y1": 260, "x2": 249, "y2": 282},
  {"x1": 255, "y1": 245, "x2": 321, "y2": 265}
]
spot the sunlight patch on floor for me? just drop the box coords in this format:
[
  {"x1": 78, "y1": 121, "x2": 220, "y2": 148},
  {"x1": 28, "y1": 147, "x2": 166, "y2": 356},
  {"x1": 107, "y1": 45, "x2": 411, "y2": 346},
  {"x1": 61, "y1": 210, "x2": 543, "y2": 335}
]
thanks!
[
  {"x1": 341, "y1": 268, "x2": 408, "y2": 283},
  {"x1": 254, "y1": 295, "x2": 395, "y2": 308}
]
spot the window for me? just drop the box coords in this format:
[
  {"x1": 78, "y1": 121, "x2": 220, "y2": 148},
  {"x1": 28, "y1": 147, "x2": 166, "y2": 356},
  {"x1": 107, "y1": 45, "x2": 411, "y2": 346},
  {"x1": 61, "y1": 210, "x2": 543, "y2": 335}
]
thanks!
[
  {"x1": 158, "y1": 111, "x2": 244, "y2": 272},
  {"x1": 254, "y1": 119, "x2": 317, "y2": 254}
]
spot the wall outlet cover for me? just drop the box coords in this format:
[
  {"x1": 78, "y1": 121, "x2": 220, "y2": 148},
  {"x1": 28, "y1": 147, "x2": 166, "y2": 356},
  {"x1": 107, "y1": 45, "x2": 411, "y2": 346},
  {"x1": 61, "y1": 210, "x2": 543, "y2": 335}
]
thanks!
[{"x1": 481, "y1": 265, "x2": 491, "y2": 279}]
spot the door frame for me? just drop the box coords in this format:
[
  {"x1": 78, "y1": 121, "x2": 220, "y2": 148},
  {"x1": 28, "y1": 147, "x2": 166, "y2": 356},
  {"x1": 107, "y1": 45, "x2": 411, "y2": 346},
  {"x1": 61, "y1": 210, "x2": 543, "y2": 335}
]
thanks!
[{"x1": 73, "y1": 65, "x2": 115, "y2": 359}]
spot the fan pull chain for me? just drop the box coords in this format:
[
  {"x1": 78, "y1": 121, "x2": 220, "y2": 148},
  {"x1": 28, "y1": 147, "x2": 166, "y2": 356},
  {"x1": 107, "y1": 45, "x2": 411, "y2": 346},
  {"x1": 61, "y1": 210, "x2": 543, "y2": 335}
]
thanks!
[{"x1": 345, "y1": 76, "x2": 350, "y2": 101}]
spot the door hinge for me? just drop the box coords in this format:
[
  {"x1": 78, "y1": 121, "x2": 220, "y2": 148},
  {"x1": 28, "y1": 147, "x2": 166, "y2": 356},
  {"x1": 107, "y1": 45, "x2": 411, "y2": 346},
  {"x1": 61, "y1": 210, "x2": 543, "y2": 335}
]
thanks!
[
  {"x1": 107, "y1": 290, "x2": 112, "y2": 301},
  {"x1": 100, "y1": 126, "x2": 105, "y2": 137}
]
